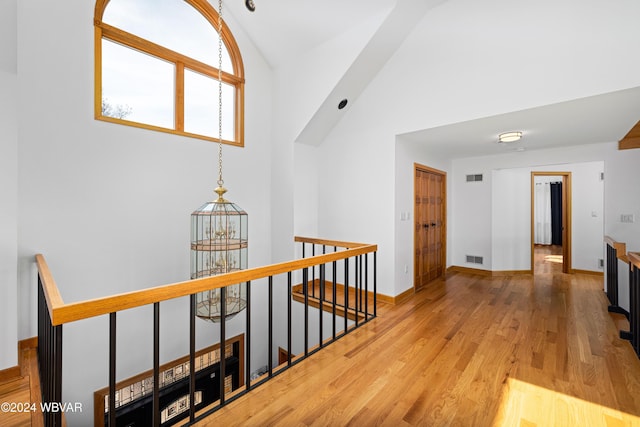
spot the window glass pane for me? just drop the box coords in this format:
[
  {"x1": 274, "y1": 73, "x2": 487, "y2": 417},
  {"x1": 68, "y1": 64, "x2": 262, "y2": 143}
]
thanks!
[
  {"x1": 103, "y1": 0, "x2": 233, "y2": 72},
  {"x1": 102, "y1": 39, "x2": 175, "y2": 129},
  {"x1": 184, "y1": 69, "x2": 235, "y2": 140}
]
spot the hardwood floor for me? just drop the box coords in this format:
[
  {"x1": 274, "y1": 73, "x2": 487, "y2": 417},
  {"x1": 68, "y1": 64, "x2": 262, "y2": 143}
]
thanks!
[
  {"x1": 2, "y1": 268, "x2": 637, "y2": 426},
  {"x1": 534, "y1": 244, "x2": 564, "y2": 274},
  {"x1": 0, "y1": 342, "x2": 43, "y2": 427},
  {"x1": 197, "y1": 270, "x2": 640, "y2": 426}
]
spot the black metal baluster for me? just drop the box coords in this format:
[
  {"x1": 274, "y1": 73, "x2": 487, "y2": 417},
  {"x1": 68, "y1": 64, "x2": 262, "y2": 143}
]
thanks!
[
  {"x1": 37, "y1": 277, "x2": 43, "y2": 403},
  {"x1": 621, "y1": 261, "x2": 634, "y2": 342},
  {"x1": 189, "y1": 294, "x2": 196, "y2": 421},
  {"x1": 332, "y1": 260, "x2": 337, "y2": 339},
  {"x1": 220, "y1": 287, "x2": 226, "y2": 406},
  {"x1": 246, "y1": 281, "x2": 252, "y2": 391},
  {"x1": 606, "y1": 244, "x2": 618, "y2": 306},
  {"x1": 287, "y1": 272, "x2": 292, "y2": 366},
  {"x1": 365, "y1": 254, "x2": 369, "y2": 321},
  {"x1": 319, "y1": 264, "x2": 325, "y2": 348},
  {"x1": 52, "y1": 317, "x2": 62, "y2": 427},
  {"x1": 374, "y1": 251, "x2": 377, "y2": 317},
  {"x1": 38, "y1": 274, "x2": 60, "y2": 427},
  {"x1": 606, "y1": 244, "x2": 626, "y2": 317},
  {"x1": 322, "y1": 245, "x2": 327, "y2": 304},
  {"x1": 354, "y1": 256, "x2": 359, "y2": 327},
  {"x1": 344, "y1": 258, "x2": 349, "y2": 333},
  {"x1": 629, "y1": 264, "x2": 640, "y2": 356},
  {"x1": 153, "y1": 303, "x2": 160, "y2": 427},
  {"x1": 109, "y1": 313, "x2": 116, "y2": 427},
  {"x1": 303, "y1": 267, "x2": 309, "y2": 356},
  {"x1": 268, "y1": 277, "x2": 273, "y2": 376},
  {"x1": 312, "y1": 244, "x2": 316, "y2": 298},
  {"x1": 37, "y1": 276, "x2": 47, "y2": 424},
  {"x1": 359, "y1": 255, "x2": 363, "y2": 313}
]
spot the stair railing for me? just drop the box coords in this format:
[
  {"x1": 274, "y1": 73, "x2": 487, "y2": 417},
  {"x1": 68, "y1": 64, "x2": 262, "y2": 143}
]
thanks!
[
  {"x1": 605, "y1": 235, "x2": 629, "y2": 316},
  {"x1": 36, "y1": 237, "x2": 377, "y2": 426},
  {"x1": 628, "y1": 252, "x2": 640, "y2": 357}
]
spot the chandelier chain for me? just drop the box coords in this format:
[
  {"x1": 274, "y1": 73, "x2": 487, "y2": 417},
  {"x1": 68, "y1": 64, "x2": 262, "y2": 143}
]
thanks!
[{"x1": 217, "y1": 0, "x2": 224, "y2": 187}]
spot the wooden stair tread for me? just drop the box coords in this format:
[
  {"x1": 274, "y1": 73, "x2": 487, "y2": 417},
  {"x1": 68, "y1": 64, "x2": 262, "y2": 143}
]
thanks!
[
  {"x1": 291, "y1": 280, "x2": 375, "y2": 321},
  {"x1": 0, "y1": 340, "x2": 45, "y2": 427}
]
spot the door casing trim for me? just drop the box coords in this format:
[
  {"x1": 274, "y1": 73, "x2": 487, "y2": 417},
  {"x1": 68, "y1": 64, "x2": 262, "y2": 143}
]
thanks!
[{"x1": 530, "y1": 171, "x2": 572, "y2": 274}]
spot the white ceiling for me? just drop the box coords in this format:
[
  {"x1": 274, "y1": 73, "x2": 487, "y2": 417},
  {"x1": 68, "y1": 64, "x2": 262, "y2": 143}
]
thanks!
[
  {"x1": 223, "y1": 0, "x2": 396, "y2": 67},
  {"x1": 399, "y1": 87, "x2": 640, "y2": 159},
  {"x1": 223, "y1": 0, "x2": 640, "y2": 159}
]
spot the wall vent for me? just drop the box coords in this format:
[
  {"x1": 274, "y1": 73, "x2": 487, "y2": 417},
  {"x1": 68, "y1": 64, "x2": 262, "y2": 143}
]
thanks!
[
  {"x1": 466, "y1": 174, "x2": 483, "y2": 182},
  {"x1": 466, "y1": 255, "x2": 484, "y2": 264}
]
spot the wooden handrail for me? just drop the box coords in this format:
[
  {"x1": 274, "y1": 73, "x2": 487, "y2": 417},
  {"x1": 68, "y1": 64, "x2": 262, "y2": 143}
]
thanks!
[
  {"x1": 604, "y1": 235, "x2": 630, "y2": 264},
  {"x1": 35, "y1": 254, "x2": 65, "y2": 322},
  {"x1": 630, "y1": 252, "x2": 640, "y2": 270},
  {"x1": 294, "y1": 236, "x2": 371, "y2": 249},
  {"x1": 36, "y1": 238, "x2": 377, "y2": 326}
]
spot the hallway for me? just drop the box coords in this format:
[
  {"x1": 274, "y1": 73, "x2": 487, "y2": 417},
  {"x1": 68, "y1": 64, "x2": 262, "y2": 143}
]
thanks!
[
  {"x1": 534, "y1": 244, "x2": 564, "y2": 274},
  {"x1": 198, "y1": 269, "x2": 640, "y2": 426}
]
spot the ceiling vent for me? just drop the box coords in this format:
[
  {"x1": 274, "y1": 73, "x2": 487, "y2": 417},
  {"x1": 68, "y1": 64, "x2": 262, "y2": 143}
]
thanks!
[{"x1": 466, "y1": 174, "x2": 483, "y2": 182}]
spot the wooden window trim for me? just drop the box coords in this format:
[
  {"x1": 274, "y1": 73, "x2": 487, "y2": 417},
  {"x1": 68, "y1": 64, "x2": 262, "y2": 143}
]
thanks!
[{"x1": 94, "y1": 0, "x2": 245, "y2": 146}]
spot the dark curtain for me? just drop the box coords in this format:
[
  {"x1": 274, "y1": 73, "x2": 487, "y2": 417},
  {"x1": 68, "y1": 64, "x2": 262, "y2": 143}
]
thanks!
[{"x1": 550, "y1": 182, "x2": 562, "y2": 245}]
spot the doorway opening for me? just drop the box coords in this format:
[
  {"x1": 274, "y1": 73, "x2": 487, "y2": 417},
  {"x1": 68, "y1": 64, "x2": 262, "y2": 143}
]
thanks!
[
  {"x1": 531, "y1": 172, "x2": 572, "y2": 274},
  {"x1": 414, "y1": 163, "x2": 446, "y2": 291}
]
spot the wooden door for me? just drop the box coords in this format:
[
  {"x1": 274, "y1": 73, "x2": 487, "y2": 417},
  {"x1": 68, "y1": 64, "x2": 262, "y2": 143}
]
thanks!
[{"x1": 414, "y1": 165, "x2": 446, "y2": 291}]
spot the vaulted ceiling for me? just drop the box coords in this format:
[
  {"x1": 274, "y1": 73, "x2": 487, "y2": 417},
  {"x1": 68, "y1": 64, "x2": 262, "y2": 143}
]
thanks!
[
  {"x1": 224, "y1": 0, "x2": 640, "y2": 158},
  {"x1": 224, "y1": 0, "x2": 397, "y2": 68}
]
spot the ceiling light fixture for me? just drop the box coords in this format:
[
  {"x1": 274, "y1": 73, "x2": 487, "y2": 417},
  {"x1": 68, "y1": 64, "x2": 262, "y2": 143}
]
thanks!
[
  {"x1": 498, "y1": 131, "x2": 522, "y2": 143},
  {"x1": 191, "y1": 0, "x2": 248, "y2": 322},
  {"x1": 245, "y1": 0, "x2": 255, "y2": 12}
]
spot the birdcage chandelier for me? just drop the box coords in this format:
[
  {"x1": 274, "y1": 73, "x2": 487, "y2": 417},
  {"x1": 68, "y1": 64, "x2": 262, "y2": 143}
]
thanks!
[{"x1": 190, "y1": 0, "x2": 247, "y2": 322}]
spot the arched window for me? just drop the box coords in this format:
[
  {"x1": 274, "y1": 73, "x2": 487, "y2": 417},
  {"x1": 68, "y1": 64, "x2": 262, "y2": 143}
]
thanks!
[{"x1": 94, "y1": 0, "x2": 245, "y2": 146}]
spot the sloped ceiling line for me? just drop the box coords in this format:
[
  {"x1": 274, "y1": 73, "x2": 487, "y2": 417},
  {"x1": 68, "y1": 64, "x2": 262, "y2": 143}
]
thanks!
[{"x1": 295, "y1": 0, "x2": 448, "y2": 146}]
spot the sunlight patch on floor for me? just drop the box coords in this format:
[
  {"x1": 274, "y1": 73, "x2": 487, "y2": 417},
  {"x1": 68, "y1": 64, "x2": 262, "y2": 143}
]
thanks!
[
  {"x1": 493, "y1": 378, "x2": 640, "y2": 427},
  {"x1": 544, "y1": 255, "x2": 564, "y2": 264}
]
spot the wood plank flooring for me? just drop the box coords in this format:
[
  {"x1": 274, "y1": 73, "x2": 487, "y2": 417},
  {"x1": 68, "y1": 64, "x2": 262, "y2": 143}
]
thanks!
[
  {"x1": 292, "y1": 280, "x2": 375, "y2": 321},
  {"x1": 2, "y1": 251, "x2": 635, "y2": 426},
  {"x1": 197, "y1": 267, "x2": 640, "y2": 426},
  {"x1": 0, "y1": 343, "x2": 43, "y2": 427},
  {"x1": 534, "y1": 244, "x2": 564, "y2": 274}
]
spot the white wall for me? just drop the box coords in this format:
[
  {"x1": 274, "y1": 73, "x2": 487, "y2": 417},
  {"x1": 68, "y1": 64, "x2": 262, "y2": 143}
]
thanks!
[
  {"x1": 0, "y1": 71, "x2": 18, "y2": 371},
  {"x1": 0, "y1": 0, "x2": 16, "y2": 75},
  {"x1": 451, "y1": 163, "x2": 494, "y2": 270},
  {"x1": 280, "y1": 10, "x2": 391, "y2": 261},
  {"x1": 303, "y1": 0, "x2": 640, "y2": 298},
  {"x1": 0, "y1": 0, "x2": 18, "y2": 372},
  {"x1": 604, "y1": 148, "x2": 640, "y2": 252},
  {"x1": 273, "y1": 15, "x2": 396, "y2": 353},
  {"x1": 451, "y1": 142, "x2": 640, "y2": 274},
  {"x1": 490, "y1": 161, "x2": 604, "y2": 272},
  {"x1": 293, "y1": 144, "x2": 319, "y2": 237},
  {"x1": 14, "y1": 1, "x2": 273, "y2": 424}
]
